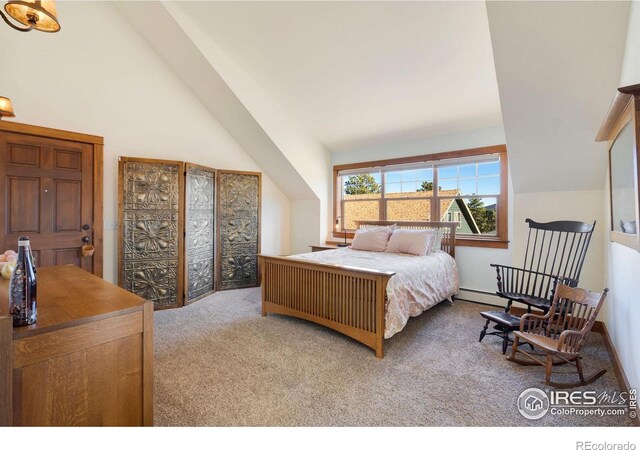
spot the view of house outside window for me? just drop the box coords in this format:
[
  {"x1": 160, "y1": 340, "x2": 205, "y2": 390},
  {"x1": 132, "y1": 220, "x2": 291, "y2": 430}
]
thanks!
[{"x1": 338, "y1": 155, "x2": 501, "y2": 235}]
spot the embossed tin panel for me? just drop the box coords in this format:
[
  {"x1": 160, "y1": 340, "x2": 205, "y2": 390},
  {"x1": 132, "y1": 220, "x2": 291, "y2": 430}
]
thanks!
[
  {"x1": 217, "y1": 171, "x2": 261, "y2": 290},
  {"x1": 119, "y1": 158, "x2": 184, "y2": 309},
  {"x1": 185, "y1": 163, "x2": 216, "y2": 303}
]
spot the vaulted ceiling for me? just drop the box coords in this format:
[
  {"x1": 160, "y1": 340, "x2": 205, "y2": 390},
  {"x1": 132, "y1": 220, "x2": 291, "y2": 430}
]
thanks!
[
  {"x1": 177, "y1": 1, "x2": 503, "y2": 152},
  {"x1": 116, "y1": 1, "x2": 631, "y2": 194}
]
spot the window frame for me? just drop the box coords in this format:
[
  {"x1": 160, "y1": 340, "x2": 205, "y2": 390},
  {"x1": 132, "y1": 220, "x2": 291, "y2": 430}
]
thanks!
[{"x1": 332, "y1": 145, "x2": 509, "y2": 249}]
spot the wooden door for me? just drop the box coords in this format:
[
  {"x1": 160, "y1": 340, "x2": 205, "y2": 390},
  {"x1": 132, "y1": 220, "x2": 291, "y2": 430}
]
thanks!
[
  {"x1": 185, "y1": 163, "x2": 216, "y2": 304},
  {"x1": 217, "y1": 170, "x2": 261, "y2": 290},
  {"x1": 0, "y1": 132, "x2": 95, "y2": 272}
]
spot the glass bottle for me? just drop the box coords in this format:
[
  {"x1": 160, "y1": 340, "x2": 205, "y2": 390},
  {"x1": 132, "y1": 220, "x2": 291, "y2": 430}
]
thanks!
[{"x1": 9, "y1": 236, "x2": 37, "y2": 326}]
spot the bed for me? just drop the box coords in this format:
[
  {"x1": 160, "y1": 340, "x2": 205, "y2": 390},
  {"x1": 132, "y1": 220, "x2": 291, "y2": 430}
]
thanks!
[{"x1": 258, "y1": 221, "x2": 459, "y2": 358}]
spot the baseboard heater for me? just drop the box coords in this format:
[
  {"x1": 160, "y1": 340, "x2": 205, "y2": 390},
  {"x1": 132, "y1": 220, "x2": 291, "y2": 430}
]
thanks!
[{"x1": 453, "y1": 287, "x2": 504, "y2": 308}]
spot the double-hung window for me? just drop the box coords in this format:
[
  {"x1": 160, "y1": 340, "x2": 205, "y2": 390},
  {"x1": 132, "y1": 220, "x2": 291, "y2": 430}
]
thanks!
[{"x1": 333, "y1": 145, "x2": 508, "y2": 248}]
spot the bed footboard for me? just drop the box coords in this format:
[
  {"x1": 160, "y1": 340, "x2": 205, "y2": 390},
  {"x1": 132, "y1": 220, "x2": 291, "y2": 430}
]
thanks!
[{"x1": 258, "y1": 255, "x2": 395, "y2": 358}]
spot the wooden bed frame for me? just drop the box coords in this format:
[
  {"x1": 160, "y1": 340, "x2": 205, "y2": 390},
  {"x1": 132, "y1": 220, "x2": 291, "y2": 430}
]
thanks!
[{"x1": 258, "y1": 221, "x2": 457, "y2": 358}]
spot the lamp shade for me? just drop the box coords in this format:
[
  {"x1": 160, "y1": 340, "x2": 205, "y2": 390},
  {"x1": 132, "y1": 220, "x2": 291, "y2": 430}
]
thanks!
[
  {"x1": 0, "y1": 97, "x2": 15, "y2": 118},
  {"x1": 4, "y1": 0, "x2": 60, "y2": 32}
]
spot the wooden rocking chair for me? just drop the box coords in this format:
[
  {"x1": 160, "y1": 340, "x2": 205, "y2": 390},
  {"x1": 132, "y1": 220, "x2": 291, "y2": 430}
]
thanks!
[{"x1": 507, "y1": 281, "x2": 608, "y2": 388}]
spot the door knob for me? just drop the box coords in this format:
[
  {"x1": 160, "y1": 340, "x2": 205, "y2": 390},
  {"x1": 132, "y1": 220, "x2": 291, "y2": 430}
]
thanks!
[{"x1": 82, "y1": 236, "x2": 91, "y2": 243}]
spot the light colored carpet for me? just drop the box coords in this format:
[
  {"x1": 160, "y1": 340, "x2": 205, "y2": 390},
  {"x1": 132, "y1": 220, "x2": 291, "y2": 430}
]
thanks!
[{"x1": 154, "y1": 288, "x2": 631, "y2": 426}]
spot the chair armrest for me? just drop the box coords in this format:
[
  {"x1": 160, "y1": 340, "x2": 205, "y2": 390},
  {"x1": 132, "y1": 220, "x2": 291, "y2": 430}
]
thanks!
[
  {"x1": 490, "y1": 265, "x2": 580, "y2": 302},
  {"x1": 490, "y1": 265, "x2": 579, "y2": 286},
  {"x1": 557, "y1": 329, "x2": 588, "y2": 352},
  {"x1": 490, "y1": 264, "x2": 559, "y2": 279},
  {"x1": 519, "y1": 311, "x2": 551, "y2": 333},
  {"x1": 490, "y1": 265, "x2": 558, "y2": 301}
]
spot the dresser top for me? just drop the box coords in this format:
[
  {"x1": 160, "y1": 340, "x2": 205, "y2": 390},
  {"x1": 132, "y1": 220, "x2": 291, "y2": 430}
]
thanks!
[{"x1": 0, "y1": 265, "x2": 146, "y2": 339}]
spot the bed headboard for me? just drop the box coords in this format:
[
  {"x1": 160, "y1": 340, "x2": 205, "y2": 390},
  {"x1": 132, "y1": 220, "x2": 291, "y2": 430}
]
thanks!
[{"x1": 355, "y1": 220, "x2": 457, "y2": 258}]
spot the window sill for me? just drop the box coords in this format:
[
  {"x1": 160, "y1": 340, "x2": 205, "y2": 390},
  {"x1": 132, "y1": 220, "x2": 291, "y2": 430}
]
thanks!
[
  {"x1": 455, "y1": 238, "x2": 509, "y2": 249},
  {"x1": 331, "y1": 232, "x2": 509, "y2": 249}
]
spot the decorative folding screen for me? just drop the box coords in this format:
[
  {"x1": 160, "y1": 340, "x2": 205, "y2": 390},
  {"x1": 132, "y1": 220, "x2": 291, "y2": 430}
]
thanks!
[
  {"x1": 185, "y1": 163, "x2": 216, "y2": 304},
  {"x1": 119, "y1": 157, "x2": 184, "y2": 309},
  {"x1": 217, "y1": 170, "x2": 261, "y2": 290},
  {"x1": 119, "y1": 162, "x2": 261, "y2": 307}
]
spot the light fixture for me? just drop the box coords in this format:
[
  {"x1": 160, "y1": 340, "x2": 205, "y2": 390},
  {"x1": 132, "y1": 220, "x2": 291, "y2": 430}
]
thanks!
[
  {"x1": 1, "y1": 0, "x2": 60, "y2": 33},
  {"x1": 0, "y1": 97, "x2": 15, "y2": 120}
]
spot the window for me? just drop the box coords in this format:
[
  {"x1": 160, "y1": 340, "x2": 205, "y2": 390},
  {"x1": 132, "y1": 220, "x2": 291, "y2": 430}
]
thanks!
[{"x1": 333, "y1": 145, "x2": 508, "y2": 248}]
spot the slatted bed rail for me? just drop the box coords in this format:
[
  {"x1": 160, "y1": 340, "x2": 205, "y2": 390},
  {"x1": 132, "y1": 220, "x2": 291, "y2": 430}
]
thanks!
[{"x1": 259, "y1": 255, "x2": 395, "y2": 358}]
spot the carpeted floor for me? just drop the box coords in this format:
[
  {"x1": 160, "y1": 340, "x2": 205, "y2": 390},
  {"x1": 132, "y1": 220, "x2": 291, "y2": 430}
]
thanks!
[{"x1": 154, "y1": 288, "x2": 632, "y2": 426}]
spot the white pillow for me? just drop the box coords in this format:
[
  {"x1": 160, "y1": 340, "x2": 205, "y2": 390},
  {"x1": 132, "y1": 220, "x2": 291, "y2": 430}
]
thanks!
[
  {"x1": 620, "y1": 220, "x2": 637, "y2": 234},
  {"x1": 385, "y1": 229, "x2": 437, "y2": 256},
  {"x1": 350, "y1": 227, "x2": 392, "y2": 252}
]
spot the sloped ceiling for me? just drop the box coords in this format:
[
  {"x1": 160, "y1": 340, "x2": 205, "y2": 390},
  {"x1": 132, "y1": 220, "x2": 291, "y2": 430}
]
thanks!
[
  {"x1": 486, "y1": 1, "x2": 629, "y2": 193},
  {"x1": 114, "y1": 1, "x2": 318, "y2": 202},
  {"x1": 177, "y1": 1, "x2": 503, "y2": 152},
  {"x1": 114, "y1": 1, "x2": 632, "y2": 198}
]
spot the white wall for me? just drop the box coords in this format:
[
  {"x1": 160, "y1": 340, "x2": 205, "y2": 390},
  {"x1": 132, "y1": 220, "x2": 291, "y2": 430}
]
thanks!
[
  {"x1": 290, "y1": 199, "x2": 323, "y2": 255},
  {"x1": 0, "y1": 1, "x2": 290, "y2": 283},
  {"x1": 620, "y1": 1, "x2": 640, "y2": 87},
  {"x1": 331, "y1": 125, "x2": 513, "y2": 305},
  {"x1": 603, "y1": 0, "x2": 640, "y2": 392},
  {"x1": 607, "y1": 242, "x2": 640, "y2": 389}
]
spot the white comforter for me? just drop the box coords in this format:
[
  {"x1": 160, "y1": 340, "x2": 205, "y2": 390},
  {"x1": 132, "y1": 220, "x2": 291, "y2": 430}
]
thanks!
[{"x1": 290, "y1": 248, "x2": 459, "y2": 339}]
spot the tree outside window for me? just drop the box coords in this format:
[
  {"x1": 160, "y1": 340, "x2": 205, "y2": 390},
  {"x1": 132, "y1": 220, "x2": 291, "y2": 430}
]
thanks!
[{"x1": 344, "y1": 174, "x2": 381, "y2": 195}]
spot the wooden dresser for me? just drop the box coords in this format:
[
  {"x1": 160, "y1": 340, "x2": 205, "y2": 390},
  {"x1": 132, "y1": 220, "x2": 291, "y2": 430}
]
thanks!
[{"x1": 0, "y1": 265, "x2": 153, "y2": 426}]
